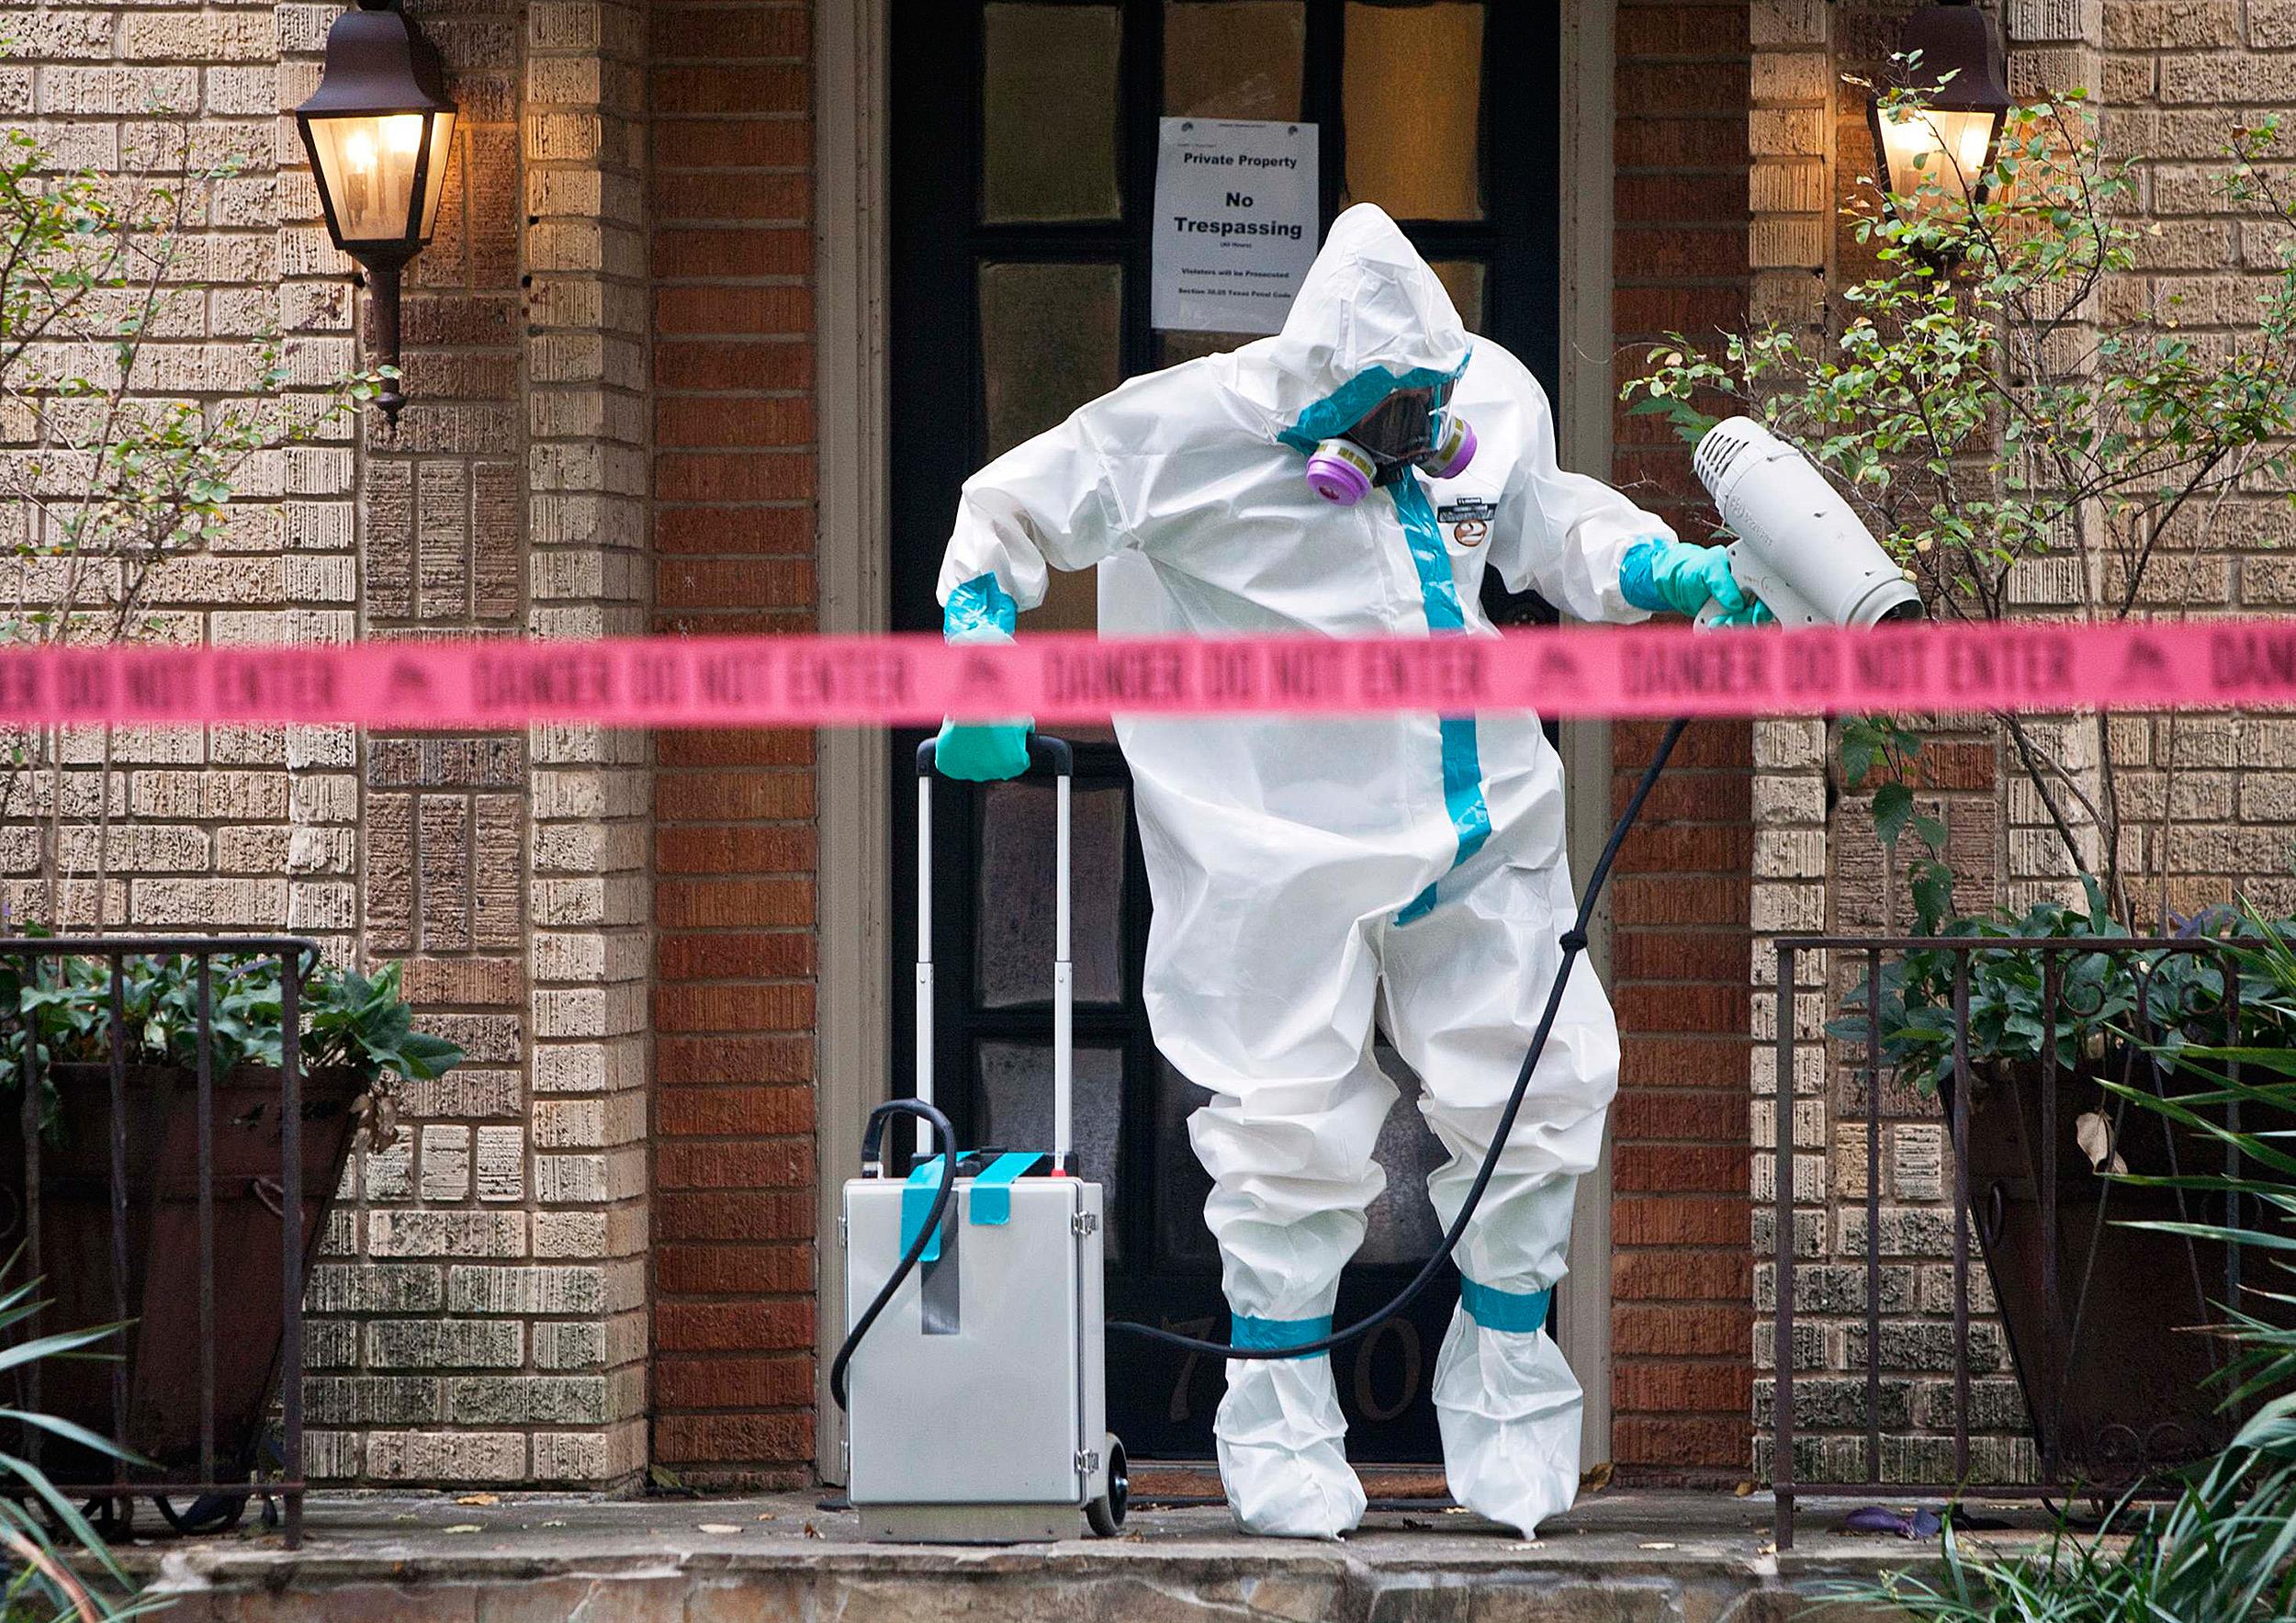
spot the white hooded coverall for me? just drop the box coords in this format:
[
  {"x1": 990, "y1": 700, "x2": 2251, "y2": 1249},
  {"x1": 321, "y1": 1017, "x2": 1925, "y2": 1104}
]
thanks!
[{"x1": 933, "y1": 205, "x2": 1676, "y2": 1538}]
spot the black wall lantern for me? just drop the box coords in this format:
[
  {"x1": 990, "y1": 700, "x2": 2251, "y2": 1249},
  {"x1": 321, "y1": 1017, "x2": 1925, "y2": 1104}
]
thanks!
[
  {"x1": 295, "y1": 0, "x2": 456, "y2": 428},
  {"x1": 1867, "y1": 0, "x2": 2013, "y2": 226}
]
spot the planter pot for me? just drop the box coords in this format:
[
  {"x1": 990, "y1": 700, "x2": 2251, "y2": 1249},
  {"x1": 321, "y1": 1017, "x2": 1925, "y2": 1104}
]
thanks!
[
  {"x1": 1950, "y1": 1055, "x2": 2288, "y2": 1481},
  {"x1": 0, "y1": 1063, "x2": 364, "y2": 1487}
]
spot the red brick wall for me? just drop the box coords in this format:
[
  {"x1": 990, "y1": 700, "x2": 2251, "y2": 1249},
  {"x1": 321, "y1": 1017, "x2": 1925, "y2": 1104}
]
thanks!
[
  {"x1": 647, "y1": 0, "x2": 822, "y2": 1488},
  {"x1": 1605, "y1": 0, "x2": 1757, "y2": 1484}
]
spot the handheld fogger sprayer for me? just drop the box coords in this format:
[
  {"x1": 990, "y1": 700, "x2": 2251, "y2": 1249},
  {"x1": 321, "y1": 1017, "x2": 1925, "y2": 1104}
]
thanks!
[
  {"x1": 829, "y1": 418, "x2": 1919, "y2": 1538},
  {"x1": 1690, "y1": 417, "x2": 1924, "y2": 630}
]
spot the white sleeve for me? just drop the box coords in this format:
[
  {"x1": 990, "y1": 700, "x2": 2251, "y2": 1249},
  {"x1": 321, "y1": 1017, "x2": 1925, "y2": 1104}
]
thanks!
[
  {"x1": 934, "y1": 407, "x2": 1128, "y2": 637},
  {"x1": 1491, "y1": 366, "x2": 1672, "y2": 626}
]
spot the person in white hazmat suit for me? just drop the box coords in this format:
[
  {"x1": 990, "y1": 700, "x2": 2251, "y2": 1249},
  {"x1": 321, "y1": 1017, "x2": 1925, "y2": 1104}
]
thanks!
[{"x1": 929, "y1": 205, "x2": 1754, "y2": 1539}]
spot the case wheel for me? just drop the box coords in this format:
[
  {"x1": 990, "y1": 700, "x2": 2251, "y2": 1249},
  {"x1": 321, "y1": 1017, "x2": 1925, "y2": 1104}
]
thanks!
[{"x1": 1086, "y1": 1433, "x2": 1128, "y2": 1536}]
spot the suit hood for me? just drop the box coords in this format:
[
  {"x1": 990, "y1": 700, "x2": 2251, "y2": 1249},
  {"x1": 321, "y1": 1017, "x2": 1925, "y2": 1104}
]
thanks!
[{"x1": 1241, "y1": 203, "x2": 1471, "y2": 448}]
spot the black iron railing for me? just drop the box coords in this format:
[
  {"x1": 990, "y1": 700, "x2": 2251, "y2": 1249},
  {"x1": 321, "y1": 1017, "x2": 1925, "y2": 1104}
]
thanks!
[
  {"x1": 0, "y1": 936, "x2": 321, "y2": 1549},
  {"x1": 1767, "y1": 933, "x2": 2258, "y2": 1550}
]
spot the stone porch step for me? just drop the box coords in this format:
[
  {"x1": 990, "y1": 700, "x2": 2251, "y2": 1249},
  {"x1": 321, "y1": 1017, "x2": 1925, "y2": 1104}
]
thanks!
[{"x1": 126, "y1": 1489, "x2": 1983, "y2": 1620}]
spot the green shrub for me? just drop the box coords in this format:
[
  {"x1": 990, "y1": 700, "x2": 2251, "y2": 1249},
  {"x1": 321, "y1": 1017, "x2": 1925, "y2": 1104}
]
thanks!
[
  {"x1": 0, "y1": 1262, "x2": 152, "y2": 1622},
  {"x1": 1828, "y1": 908, "x2": 2296, "y2": 1620},
  {"x1": 1827, "y1": 877, "x2": 2279, "y2": 1096},
  {"x1": 0, "y1": 953, "x2": 461, "y2": 1147}
]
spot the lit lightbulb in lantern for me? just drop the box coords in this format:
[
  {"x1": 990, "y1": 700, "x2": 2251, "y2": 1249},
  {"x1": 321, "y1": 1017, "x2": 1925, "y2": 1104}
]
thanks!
[
  {"x1": 1876, "y1": 104, "x2": 1999, "y2": 218},
  {"x1": 343, "y1": 125, "x2": 379, "y2": 223}
]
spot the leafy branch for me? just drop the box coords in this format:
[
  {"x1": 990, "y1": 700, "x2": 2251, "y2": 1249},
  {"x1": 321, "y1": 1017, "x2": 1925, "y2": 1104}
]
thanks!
[
  {"x1": 1624, "y1": 71, "x2": 2296, "y2": 927},
  {"x1": 0, "y1": 127, "x2": 390, "y2": 929}
]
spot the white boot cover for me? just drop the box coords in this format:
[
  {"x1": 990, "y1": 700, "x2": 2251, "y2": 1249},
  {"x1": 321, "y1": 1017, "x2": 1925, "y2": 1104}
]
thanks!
[
  {"x1": 1215, "y1": 1351, "x2": 1367, "y2": 1538},
  {"x1": 1433, "y1": 1305, "x2": 1583, "y2": 1538}
]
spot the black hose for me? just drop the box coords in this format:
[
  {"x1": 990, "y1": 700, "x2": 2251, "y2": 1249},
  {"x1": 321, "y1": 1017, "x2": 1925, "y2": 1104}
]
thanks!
[
  {"x1": 828, "y1": 1098, "x2": 959, "y2": 1411},
  {"x1": 1105, "y1": 716, "x2": 1693, "y2": 1361}
]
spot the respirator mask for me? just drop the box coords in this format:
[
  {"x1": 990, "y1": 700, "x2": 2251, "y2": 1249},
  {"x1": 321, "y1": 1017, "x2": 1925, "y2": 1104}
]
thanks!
[{"x1": 1304, "y1": 385, "x2": 1478, "y2": 506}]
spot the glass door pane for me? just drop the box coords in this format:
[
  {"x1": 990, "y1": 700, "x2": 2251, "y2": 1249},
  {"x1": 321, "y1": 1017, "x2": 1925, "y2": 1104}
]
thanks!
[
  {"x1": 1430, "y1": 259, "x2": 1486, "y2": 331},
  {"x1": 975, "y1": 1041, "x2": 1128, "y2": 1259},
  {"x1": 1358, "y1": 1045, "x2": 1447, "y2": 1264},
  {"x1": 1165, "y1": 1, "x2": 1306, "y2": 120},
  {"x1": 1343, "y1": 2, "x2": 1486, "y2": 220},
  {"x1": 976, "y1": 782, "x2": 1129, "y2": 1008},
  {"x1": 1154, "y1": 1060, "x2": 1219, "y2": 1267},
  {"x1": 979, "y1": 263, "x2": 1124, "y2": 457},
  {"x1": 983, "y1": 3, "x2": 1124, "y2": 221}
]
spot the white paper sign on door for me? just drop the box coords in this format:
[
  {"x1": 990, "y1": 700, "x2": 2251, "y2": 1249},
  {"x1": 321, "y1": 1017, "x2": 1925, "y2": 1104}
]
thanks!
[{"x1": 1150, "y1": 118, "x2": 1320, "y2": 336}]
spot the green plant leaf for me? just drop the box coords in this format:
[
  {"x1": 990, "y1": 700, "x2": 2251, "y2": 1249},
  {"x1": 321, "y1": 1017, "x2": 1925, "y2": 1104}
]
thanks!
[{"x1": 1872, "y1": 781, "x2": 1915, "y2": 848}]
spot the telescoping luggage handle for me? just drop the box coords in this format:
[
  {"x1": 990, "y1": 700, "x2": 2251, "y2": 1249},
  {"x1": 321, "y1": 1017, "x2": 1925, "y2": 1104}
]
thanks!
[{"x1": 912, "y1": 735, "x2": 1075, "y2": 1168}]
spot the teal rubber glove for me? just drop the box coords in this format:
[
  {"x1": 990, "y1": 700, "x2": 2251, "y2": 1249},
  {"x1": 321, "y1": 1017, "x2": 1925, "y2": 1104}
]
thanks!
[
  {"x1": 1619, "y1": 538, "x2": 1752, "y2": 619},
  {"x1": 936, "y1": 571, "x2": 1031, "y2": 779},
  {"x1": 934, "y1": 719, "x2": 1031, "y2": 782}
]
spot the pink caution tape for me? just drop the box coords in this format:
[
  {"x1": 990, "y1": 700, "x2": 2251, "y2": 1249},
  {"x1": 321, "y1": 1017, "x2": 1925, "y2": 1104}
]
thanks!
[{"x1": 0, "y1": 620, "x2": 2290, "y2": 728}]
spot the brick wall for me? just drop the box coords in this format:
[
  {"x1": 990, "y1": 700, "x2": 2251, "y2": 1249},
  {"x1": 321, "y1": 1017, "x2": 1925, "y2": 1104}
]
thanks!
[
  {"x1": 6, "y1": 0, "x2": 647, "y2": 1487},
  {"x1": 1747, "y1": 0, "x2": 2296, "y2": 1487},
  {"x1": 1603, "y1": 0, "x2": 1759, "y2": 1485},
  {"x1": 2097, "y1": 0, "x2": 2296, "y2": 924},
  {"x1": 646, "y1": 0, "x2": 821, "y2": 1489}
]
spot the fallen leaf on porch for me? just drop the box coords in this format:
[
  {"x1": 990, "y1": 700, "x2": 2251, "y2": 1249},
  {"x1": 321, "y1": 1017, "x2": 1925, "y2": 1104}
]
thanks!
[
  {"x1": 1441, "y1": 1506, "x2": 1471, "y2": 1515},
  {"x1": 1638, "y1": 1541, "x2": 1677, "y2": 1550},
  {"x1": 2075, "y1": 1112, "x2": 2128, "y2": 1176},
  {"x1": 1517, "y1": 1540, "x2": 1544, "y2": 1550},
  {"x1": 1579, "y1": 1462, "x2": 1614, "y2": 1493},
  {"x1": 540, "y1": 1520, "x2": 567, "y2": 1527},
  {"x1": 754, "y1": 1513, "x2": 778, "y2": 1522},
  {"x1": 456, "y1": 1493, "x2": 500, "y2": 1506},
  {"x1": 698, "y1": 1524, "x2": 741, "y2": 1534},
  {"x1": 1735, "y1": 1482, "x2": 1755, "y2": 1497},
  {"x1": 802, "y1": 1522, "x2": 822, "y2": 1539},
  {"x1": 444, "y1": 1524, "x2": 483, "y2": 1535}
]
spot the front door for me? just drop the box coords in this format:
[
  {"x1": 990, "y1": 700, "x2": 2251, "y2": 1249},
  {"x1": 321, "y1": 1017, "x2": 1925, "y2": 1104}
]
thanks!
[{"x1": 888, "y1": 0, "x2": 1560, "y2": 1462}]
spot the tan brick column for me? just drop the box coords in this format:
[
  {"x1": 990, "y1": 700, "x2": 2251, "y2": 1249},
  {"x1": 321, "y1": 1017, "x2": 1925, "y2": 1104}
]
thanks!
[
  {"x1": 1745, "y1": 0, "x2": 1834, "y2": 1484},
  {"x1": 2001, "y1": 1, "x2": 2108, "y2": 917},
  {"x1": 523, "y1": 0, "x2": 652, "y2": 1484},
  {"x1": 1749, "y1": 0, "x2": 2082, "y2": 1489}
]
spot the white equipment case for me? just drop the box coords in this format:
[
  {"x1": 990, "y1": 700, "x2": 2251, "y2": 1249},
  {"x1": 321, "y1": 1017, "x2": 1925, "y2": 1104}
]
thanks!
[{"x1": 839, "y1": 736, "x2": 1126, "y2": 1542}]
